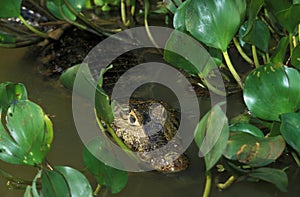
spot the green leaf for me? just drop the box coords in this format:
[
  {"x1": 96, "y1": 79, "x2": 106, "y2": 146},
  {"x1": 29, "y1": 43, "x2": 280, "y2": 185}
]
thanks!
[
  {"x1": 55, "y1": 166, "x2": 93, "y2": 197},
  {"x1": 173, "y1": 0, "x2": 190, "y2": 31},
  {"x1": 242, "y1": 20, "x2": 270, "y2": 53},
  {"x1": 46, "y1": 0, "x2": 86, "y2": 21},
  {"x1": 291, "y1": 45, "x2": 300, "y2": 69},
  {"x1": 174, "y1": 0, "x2": 246, "y2": 51},
  {"x1": 0, "y1": 101, "x2": 53, "y2": 166},
  {"x1": 0, "y1": 82, "x2": 28, "y2": 112},
  {"x1": 95, "y1": 86, "x2": 114, "y2": 124},
  {"x1": 249, "y1": 168, "x2": 288, "y2": 192},
  {"x1": 265, "y1": 0, "x2": 300, "y2": 33},
  {"x1": 242, "y1": 0, "x2": 264, "y2": 39},
  {"x1": 224, "y1": 133, "x2": 285, "y2": 167},
  {"x1": 194, "y1": 103, "x2": 229, "y2": 171},
  {"x1": 164, "y1": 31, "x2": 217, "y2": 77},
  {"x1": 0, "y1": 32, "x2": 16, "y2": 44},
  {"x1": 280, "y1": 112, "x2": 300, "y2": 155},
  {"x1": 59, "y1": 64, "x2": 82, "y2": 90},
  {"x1": 230, "y1": 123, "x2": 264, "y2": 137},
  {"x1": 41, "y1": 168, "x2": 71, "y2": 196},
  {"x1": 243, "y1": 63, "x2": 300, "y2": 121},
  {"x1": 270, "y1": 36, "x2": 289, "y2": 64},
  {"x1": 0, "y1": 0, "x2": 22, "y2": 18},
  {"x1": 83, "y1": 147, "x2": 128, "y2": 194}
]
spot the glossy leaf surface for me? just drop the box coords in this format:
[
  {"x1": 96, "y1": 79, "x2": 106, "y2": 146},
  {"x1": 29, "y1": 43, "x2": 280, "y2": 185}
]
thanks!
[
  {"x1": 173, "y1": 0, "x2": 246, "y2": 51},
  {"x1": 230, "y1": 123, "x2": 264, "y2": 137},
  {"x1": 0, "y1": 101, "x2": 53, "y2": 166},
  {"x1": 0, "y1": 0, "x2": 22, "y2": 18},
  {"x1": 83, "y1": 147, "x2": 128, "y2": 194},
  {"x1": 195, "y1": 103, "x2": 229, "y2": 171},
  {"x1": 280, "y1": 112, "x2": 300, "y2": 155},
  {"x1": 241, "y1": 20, "x2": 270, "y2": 53},
  {"x1": 224, "y1": 133, "x2": 285, "y2": 167},
  {"x1": 243, "y1": 63, "x2": 300, "y2": 121},
  {"x1": 46, "y1": 0, "x2": 86, "y2": 21},
  {"x1": 249, "y1": 167, "x2": 288, "y2": 192}
]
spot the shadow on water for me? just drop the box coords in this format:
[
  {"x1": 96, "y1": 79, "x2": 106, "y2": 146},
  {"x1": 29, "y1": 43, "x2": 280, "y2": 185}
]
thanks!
[{"x1": 0, "y1": 48, "x2": 300, "y2": 197}]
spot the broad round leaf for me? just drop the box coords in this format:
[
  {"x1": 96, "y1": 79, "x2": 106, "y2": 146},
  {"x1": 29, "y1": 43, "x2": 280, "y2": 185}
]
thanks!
[
  {"x1": 230, "y1": 123, "x2": 264, "y2": 137},
  {"x1": 174, "y1": 0, "x2": 246, "y2": 51},
  {"x1": 291, "y1": 45, "x2": 300, "y2": 69},
  {"x1": 46, "y1": 0, "x2": 86, "y2": 21},
  {"x1": 0, "y1": 0, "x2": 22, "y2": 18},
  {"x1": 194, "y1": 103, "x2": 229, "y2": 171},
  {"x1": 249, "y1": 168, "x2": 288, "y2": 192},
  {"x1": 41, "y1": 168, "x2": 71, "y2": 196},
  {"x1": 241, "y1": 20, "x2": 270, "y2": 53},
  {"x1": 224, "y1": 133, "x2": 285, "y2": 167},
  {"x1": 0, "y1": 101, "x2": 53, "y2": 166},
  {"x1": 55, "y1": 166, "x2": 93, "y2": 197},
  {"x1": 243, "y1": 63, "x2": 300, "y2": 121},
  {"x1": 83, "y1": 147, "x2": 128, "y2": 194},
  {"x1": 264, "y1": 0, "x2": 300, "y2": 33},
  {"x1": 280, "y1": 112, "x2": 300, "y2": 155}
]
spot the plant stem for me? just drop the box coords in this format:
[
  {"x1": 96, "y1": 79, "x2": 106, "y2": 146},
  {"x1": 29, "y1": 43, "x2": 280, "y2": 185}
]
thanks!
[
  {"x1": 291, "y1": 151, "x2": 300, "y2": 167},
  {"x1": 216, "y1": 176, "x2": 235, "y2": 190},
  {"x1": 289, "y1": 33, "x2": 294, "y2": 56},
  {"x1": 251, "y1": 45, "x2": 259, "y2": 67},
  {"x1": 197, "y1": 73, "x2": 226, "y2": 96},
  {"x1": 298, "y1": 24, "x2": 300, "y2": 43},
  {"x1": 203, "y1": 171, "x2": 212, "y2": 197},
  {"x1": 121, "y1": 0, "x2": 130, "y2": 26},
  {"x1": 262, "y1": 54, "x2": 267, "y2": 64},
  {"x1": 57, "y1": 4, "x2": 100, "y2": 36},
  {"x1": 0, "y1": 169, "x2": 32, "y2": 185},
  {"x1": 233, "y1": 37, "x2": 254, "y2": 65},
  {"x1": 144, "y1": 0, "x2": 160, "y2": 49},
  {"x1": 18, "y1": 15, "x2": 49, "y2": 38},
  {"x1": 93, "y1": 184, "x2": 102, "y2": 196},
  {"x1": 222, "y1": 50, "x2": 244, "y2": 89}
]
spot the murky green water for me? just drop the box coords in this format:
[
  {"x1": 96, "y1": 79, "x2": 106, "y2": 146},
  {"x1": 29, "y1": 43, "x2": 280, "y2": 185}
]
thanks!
[{"x1": 0, "y1": 48, "x2": 300, "y2": 197}]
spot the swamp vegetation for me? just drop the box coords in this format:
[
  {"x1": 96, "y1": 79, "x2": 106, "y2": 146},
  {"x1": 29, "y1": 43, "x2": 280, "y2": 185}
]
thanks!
[{"x1": 0, "y1": 0, "x2": 300, "y2": 196}]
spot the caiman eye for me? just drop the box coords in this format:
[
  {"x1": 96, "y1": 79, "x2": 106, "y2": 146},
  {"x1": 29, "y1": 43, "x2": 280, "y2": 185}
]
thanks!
[
  {"x1": 129, "y1": 114, "x2": 136, "y2": 124},
  {"x1": 128, "y1": 111, "x2": 139, "y2": 126}
]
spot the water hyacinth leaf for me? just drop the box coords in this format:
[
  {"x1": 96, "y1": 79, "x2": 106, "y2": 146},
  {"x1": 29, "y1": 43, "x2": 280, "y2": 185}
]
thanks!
[
  {"x1": 241, "y1": 20, "x2": 270, "y2": 53},
  {"x1": 264, "y1": 0, "x2": 300, "y2": 33},
  {"x1": 59, "y1": 64, "x2": 84, "y2": 90},
  {"x1": 242, "y1": 0, "x2": 264, "y2": 39},
  {"x1": 0, "y1": 82, "x2": 27, "y2": 111},
  {"x1": 243, "y1": 63, "x2": 300, "y2": 121},
  {"x1": 173, "y1": 0, "x2": 190, "y2": 31},
  {"x1": 275, "y1": 4, "x2": 300, "y2": 33},
  {"x1": 164, "y1": 31, "x2": 216, "y2": 77},
  {"x1": 176, "y1": 0, "x2": 246, "y2": 51},
  {"x1": 41, "y1": 168, "x2": 71, "y2": 196},
  {"x1": 280, "y1": 112, "x2": 300, "y2": 155},
  {"x1": 46, "y1": 0, "x2": 86, "y2": 21},
  {"x1": 194, "y1": 103, "x2": 229, "y2": 171},
  {"x1": 249, "y1": 168, "x2": 288, "y2": 192},
  {"x1": 0, "y1": 101, "x2": 53, "y2": 166},
  {"x1": 229, "y1": 123, "x2": 264, "y2": 137},
  {"x1": 0, "y1": 0, "x2": 22, "y2": 18},
  {"x1": 270, "y1": 36, "x2": 289, "y2": 64},
  {"x1": 54, "y1": 166, "x2": 93, "y2": 196},
  {"x1": 291, "y1": 45, "x2": 300, "y2": 69},
  {"x1": 83, "y1": 147, "x2": 128, "y2": 194},
  {"x1": 224, "y1": 133, "x2": 285, "y2": 167}
]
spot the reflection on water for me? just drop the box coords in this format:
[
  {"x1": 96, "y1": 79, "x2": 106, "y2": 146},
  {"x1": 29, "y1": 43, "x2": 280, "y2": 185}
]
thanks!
[{"x1": 0, "y1": 48, "x2": 300, "y2": 197}]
